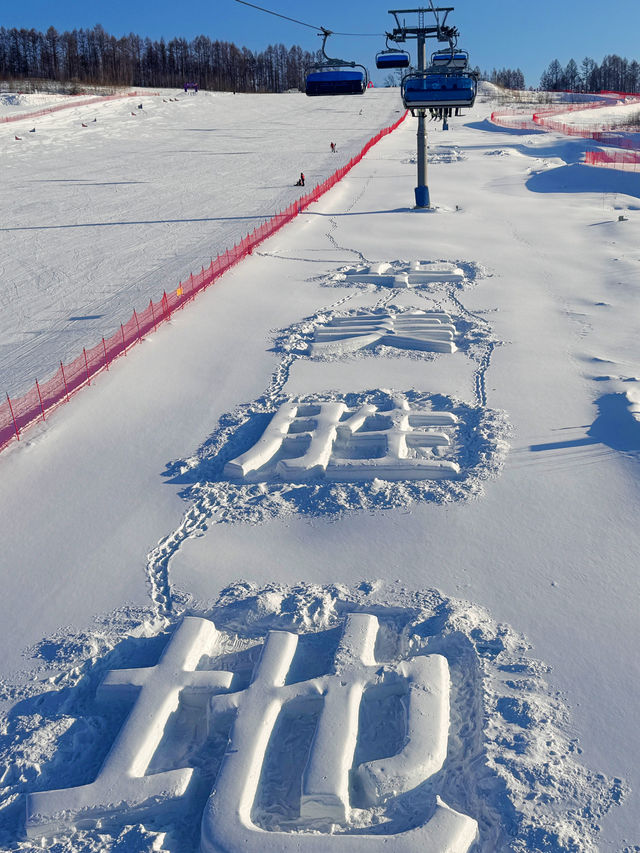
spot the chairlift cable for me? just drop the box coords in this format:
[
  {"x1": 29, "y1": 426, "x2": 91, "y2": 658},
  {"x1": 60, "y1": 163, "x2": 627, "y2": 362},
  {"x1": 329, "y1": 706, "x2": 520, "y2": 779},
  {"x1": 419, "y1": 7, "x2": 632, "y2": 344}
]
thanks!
[
  {"x1": 233, "y1": 0, "x2": 381, "y2": 37},
  {"x1": 233, "y1": 0, "x2": 322, "y2": 31}
]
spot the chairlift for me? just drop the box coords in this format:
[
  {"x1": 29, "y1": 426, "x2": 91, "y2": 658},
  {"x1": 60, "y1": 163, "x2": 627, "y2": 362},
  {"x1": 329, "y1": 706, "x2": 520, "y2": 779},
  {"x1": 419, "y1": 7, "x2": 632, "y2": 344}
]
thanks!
[
  {"x1": 401, "y1": 70, "x2": 477, "y2": 110},
  {"x1": 376, "y1": 36, "x2": 410, "y2": 69},
  {"x1": 305, "y1": 29, "x2": 368, "y2": 96},
  {"x1": 430, "y1": 49, "x2": 469, "y2": 70}
]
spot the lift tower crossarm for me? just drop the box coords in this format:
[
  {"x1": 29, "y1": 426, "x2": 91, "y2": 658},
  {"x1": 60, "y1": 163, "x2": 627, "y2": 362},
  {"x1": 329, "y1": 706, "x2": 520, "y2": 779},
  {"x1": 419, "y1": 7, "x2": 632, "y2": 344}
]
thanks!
[{"x1": 389, "y1": 7, "x2": 454, "y2": 37}]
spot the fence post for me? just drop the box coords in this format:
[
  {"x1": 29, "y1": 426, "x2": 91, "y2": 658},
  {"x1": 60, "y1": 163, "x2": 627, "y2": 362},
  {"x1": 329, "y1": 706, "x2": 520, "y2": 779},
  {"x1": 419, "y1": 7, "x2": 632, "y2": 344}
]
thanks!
[
  {"x1": 35, "y1": 379, "x2": 46, "y2": 421},
  {"x1": 83, "y1": 348, "x2": 91, "y2": 384},
  {"x1": 102, "y1": 337, "x2": 109, "y2": 370},
  {"x1": 162, "y1": 291, "x2": 169, "y2": 319},
  {"x1": 134, "y1": 309, "x2": 141, "y2": 340},
  {"x1": 150, "y1": 300, "x2": 157, "y2": 332},
  {"x1": 121, "y1": 324, "x2": 127, "y2": 355},
  {"x1": 6, "y1": 393, "x2": 19, "y2": 441},
  {"x1": 60, "y1": 361, "x2": 70, "y2": 401}
]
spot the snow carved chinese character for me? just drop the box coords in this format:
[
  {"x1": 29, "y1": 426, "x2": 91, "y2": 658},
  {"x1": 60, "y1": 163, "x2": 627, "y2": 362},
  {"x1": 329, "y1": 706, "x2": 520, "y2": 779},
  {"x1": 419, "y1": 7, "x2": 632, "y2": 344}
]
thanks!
[
  {"x1": 27, "y1": 615, "x2": 477, "y2": 852},
  {"x1": 224, "y1": 397, "x2": 460, "y2": 482}
]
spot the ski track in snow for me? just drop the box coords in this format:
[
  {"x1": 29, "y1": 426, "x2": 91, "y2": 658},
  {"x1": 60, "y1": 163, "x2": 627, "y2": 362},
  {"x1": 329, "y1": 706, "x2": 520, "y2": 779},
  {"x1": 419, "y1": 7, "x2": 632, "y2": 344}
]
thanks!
[
  {"x1": 442, "y1": 286, "x2": 499, "y2": 408},
  {"x1": 144, "y1": 254, "x2": 506, "y2": 619}
]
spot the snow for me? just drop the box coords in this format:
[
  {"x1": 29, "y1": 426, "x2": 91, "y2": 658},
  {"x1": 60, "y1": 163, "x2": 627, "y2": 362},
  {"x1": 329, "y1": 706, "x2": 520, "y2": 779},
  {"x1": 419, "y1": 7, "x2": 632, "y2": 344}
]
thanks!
[
  {"x1": 1, "y1": 88, "x2": 403, "y2": 397},
  {"x1": 0, "y1": 92, "x2": 81, "y2": 118},
  {"x1": 1, "y1": 83, "x2": 640, "y2": 852},
  {"x1": 552, "y1": 100, "x2": 640, "y2": 128}
]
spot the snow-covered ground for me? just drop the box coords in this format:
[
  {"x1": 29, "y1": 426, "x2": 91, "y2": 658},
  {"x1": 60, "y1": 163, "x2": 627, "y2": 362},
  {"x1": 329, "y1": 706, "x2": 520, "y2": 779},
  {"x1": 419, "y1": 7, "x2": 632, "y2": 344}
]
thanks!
[
  {"x1": 491, "y1": 86, "x2": 640, "y2": 132},
  {"x1": 1, "y1": 88, "x2": 403, "y2": 397},
  {"x1": 0, "y1": 92, "x2": 83, "y2": 119},
  {"x1": 554, "y1": 100, "x2": 640, "y2": 128},
  {"x1": 1, "y1": 84, "x2": 640, "y2": 853}
]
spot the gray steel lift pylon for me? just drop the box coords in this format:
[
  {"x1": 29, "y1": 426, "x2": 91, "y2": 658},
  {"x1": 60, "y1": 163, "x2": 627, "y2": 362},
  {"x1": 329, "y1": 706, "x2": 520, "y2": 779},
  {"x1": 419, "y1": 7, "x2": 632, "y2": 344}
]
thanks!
[{"x1": 388, "y1": 4, "x2": 459, "y2": 207}]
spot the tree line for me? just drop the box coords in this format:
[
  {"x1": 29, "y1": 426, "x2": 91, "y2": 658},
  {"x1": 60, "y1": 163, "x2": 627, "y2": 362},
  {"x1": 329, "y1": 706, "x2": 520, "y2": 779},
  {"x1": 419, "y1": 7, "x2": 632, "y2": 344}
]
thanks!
[
  {"x1": 482, "y1": 67, "x2": 525, "y2": 90},
  {"x1": 0, "y1": 24, "x2": 321, "y2": 92},
  {"x1": 540, "y1": 55, "x2": 640, "y2": 93}
]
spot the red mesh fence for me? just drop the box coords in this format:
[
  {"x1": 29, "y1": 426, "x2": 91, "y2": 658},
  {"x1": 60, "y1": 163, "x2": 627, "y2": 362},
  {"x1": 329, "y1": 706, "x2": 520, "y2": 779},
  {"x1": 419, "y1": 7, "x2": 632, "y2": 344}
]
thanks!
[
  {"x1": 491, "y1": 91, "x2": 640, "y2": 150},
  {"x1": 585, "y1": 148, "x2": 640, "y2": 170},
  {"x1": 1, "y1": 91, "x2": 159, "y2": 125},
  {"x1": 0, "y1": 111, "x2": 408, "y2": 453},
  {"x1": 489, "y1": 110, "x2": 538, "y2": 130}
]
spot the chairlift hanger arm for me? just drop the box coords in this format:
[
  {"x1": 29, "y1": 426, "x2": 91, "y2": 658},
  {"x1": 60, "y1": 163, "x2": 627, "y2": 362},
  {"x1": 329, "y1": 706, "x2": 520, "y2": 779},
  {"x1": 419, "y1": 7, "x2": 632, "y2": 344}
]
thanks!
[
  {"x1": 318, "y1": 28, "x2": 356, "y2": 67},
  {"x1": 384, "y1": 32, "x2": 403, "y2": 47}
]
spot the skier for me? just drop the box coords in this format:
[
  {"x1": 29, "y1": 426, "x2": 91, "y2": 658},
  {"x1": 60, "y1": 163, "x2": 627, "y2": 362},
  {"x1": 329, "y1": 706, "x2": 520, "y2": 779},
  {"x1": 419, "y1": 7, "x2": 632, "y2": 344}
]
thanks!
[
  {"x1": 295, "y1": 172, "x2": 305, "y2": 187},
  {"x1": 330, "y1": 142, "x2": 336, "y2": 153}
]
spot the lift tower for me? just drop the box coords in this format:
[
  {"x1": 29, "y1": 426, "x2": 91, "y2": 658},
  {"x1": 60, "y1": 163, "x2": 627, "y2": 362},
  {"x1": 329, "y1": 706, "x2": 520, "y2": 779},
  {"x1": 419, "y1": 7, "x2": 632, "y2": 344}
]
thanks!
[{"x1": 388, "y1": 5, "x2": 459, "y2": 207}]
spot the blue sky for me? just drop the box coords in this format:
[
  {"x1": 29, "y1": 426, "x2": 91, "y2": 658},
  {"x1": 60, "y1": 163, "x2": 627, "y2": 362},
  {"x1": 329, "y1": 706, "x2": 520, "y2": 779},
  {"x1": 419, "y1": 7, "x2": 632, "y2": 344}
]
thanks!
[{"x1": 3, "y1": 0, "x2": 640, "y2": 87}]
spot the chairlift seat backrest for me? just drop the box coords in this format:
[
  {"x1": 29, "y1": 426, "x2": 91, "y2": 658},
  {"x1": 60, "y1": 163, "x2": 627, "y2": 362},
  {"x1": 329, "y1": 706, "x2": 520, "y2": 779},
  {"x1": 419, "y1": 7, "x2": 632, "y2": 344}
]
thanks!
[{"x1": 431, "y1": 51, "x2": 469, "y2": 70}]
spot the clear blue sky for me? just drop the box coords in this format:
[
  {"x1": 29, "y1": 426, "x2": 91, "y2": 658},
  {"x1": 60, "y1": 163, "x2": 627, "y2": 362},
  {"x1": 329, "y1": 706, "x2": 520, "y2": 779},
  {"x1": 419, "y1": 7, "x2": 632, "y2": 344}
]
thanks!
[{"x1": 3, "y1": 0, "x2": 640, "y2": 87}]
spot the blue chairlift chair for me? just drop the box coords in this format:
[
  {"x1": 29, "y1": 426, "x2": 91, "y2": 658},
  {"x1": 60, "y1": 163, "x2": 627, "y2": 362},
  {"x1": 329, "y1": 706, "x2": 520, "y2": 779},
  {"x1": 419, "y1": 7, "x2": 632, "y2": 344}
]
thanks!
[
  {"x1": 430, "y1": 50, "x2": 470, "y2": 70},
  {"x1": 376, "y1": 36, "x2": 410, "y2": 70},
  {"x1": 376, "y1": 50, "x2": 411, "y2": 70},
  {"x1": 401, "y1": 71, "x2": 477, "y2": 110},
  {"x1": 305, "y1": 29, "x2": 368, "y2": 96}
]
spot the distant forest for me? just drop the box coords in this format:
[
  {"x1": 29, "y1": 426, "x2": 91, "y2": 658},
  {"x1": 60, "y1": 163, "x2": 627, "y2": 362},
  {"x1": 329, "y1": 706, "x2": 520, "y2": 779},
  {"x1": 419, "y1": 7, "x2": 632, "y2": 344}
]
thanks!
[
  {"x1": 482, "y1": 68, "x2": 526, "y2": 90},
  {"x1": 2, "y1": 24, "x2": 638, "y2": 96},
  {"x1": 0, "y1": 24, "x2": 321, "y2": 92},
  {"x1": 482, "y1": 56, "x2": 640, "y2": 93},
  {"x1": 539, "y1": 55, "x2": 640, "y2": 93}
]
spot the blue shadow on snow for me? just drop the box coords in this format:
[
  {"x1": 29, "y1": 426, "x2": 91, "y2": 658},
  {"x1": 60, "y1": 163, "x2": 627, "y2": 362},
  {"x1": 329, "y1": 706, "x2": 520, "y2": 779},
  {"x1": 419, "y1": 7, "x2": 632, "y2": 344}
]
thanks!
[
  {"x1": 530, "y1": 393, "x2": 640, "y2": 454},
  {"x1": 526, "y1": 163, "x2": 640, "y2": 199},
  {"x1": 464, "y1": 118, "x2": 547, "y2": 136}
]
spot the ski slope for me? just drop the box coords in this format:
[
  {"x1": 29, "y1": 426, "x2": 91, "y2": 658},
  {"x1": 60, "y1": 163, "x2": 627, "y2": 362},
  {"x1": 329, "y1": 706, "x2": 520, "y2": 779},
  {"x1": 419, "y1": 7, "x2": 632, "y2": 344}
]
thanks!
[
  {"x1": 0, "y1": 85, "x2": 639, "y2": 853},
  {"x1": 1, "y1": 88, "x2": 403, "y2": 397}
]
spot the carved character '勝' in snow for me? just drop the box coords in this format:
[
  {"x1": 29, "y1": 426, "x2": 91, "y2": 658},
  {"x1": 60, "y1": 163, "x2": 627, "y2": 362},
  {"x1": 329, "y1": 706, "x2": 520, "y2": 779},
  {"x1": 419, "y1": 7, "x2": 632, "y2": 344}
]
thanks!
[{"x1": 224, "y1": 397, "x2": 460, "y2": 482}]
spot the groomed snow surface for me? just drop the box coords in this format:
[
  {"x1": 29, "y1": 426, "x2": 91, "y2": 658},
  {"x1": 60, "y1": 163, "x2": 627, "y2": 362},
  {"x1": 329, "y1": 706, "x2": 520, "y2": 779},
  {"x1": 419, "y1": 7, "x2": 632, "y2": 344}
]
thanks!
[{"x1": 1, "y1": 85, "x2": 640, "y2": 853}]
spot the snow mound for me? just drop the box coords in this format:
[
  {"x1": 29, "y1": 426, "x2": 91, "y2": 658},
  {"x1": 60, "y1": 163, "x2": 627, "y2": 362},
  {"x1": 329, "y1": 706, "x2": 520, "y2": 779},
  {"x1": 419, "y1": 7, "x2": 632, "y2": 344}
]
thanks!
[
  {"x1": 0, "y1": 583, "x2": 626, "y2": 851},
  {"x1": 625, "y1": 386, "x2": 640, "y2": 424},
  {"x1": 403, "y1": 145, "x2": 467, "y2": 165}
]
